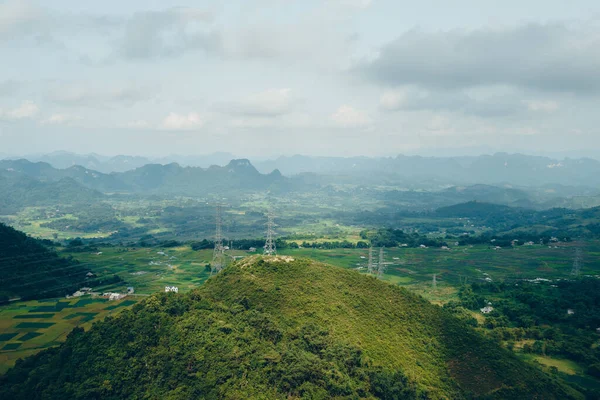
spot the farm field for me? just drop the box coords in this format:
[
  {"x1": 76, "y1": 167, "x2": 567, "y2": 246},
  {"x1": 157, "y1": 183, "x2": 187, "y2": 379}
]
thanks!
[
  {"x1": 0, "y1": 297, "x2": 138, "y2": 373},
  {"x1": 64, "y1": 246, "x2": 251, "y2": 294}
]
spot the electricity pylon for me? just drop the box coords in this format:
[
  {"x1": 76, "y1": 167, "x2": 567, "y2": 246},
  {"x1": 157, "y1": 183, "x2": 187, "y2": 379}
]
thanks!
[
  {"x1": 264, "y1": 210, "x2": 276, "y2": 255},
  {"x1": 377, "y1": 247, "x2": 385, "y2": 278},
  {"x1": 367, "y1": 247, "x2": 374, "y2": 274},
  {"x1": 571, "y1": 248, "x2": 583, "y2": 276},
  {"x1": 211, "y1": 204, "x2": 226, "y2": 274}
]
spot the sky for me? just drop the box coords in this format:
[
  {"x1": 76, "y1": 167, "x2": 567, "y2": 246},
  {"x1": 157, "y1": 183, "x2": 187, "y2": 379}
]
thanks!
[{"x1": 1, "y1": 0, "x2": 599, "y2": 158}]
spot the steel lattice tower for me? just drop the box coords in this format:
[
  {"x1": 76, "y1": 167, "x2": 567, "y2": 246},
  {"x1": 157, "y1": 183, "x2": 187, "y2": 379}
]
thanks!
[
  {"x1": 571, "y1": 248, "x2": 583, "y2": 276},
  {"x1": 367, "y1": 247, "x2": 374, "y2": 274},
  {"x1": 264, "y1": 210, "x2": 276, "y2": 255},
  {"x1": 211, "y1": 204, "x2": 226, "y2": 274},
  {"x1": 377, "y1": 247, "x2": 385, "y2": 278}
]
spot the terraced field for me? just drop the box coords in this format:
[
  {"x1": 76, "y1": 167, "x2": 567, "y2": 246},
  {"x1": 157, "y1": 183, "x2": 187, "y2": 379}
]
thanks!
[{"x1": 0, "y1": 297, "x2": 138, "y2": 373}]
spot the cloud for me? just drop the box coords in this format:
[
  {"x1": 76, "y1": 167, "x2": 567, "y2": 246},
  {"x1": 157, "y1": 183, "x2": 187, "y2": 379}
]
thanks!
[
  {"x1": 525, "y1": 100, "x2": 560, "y2": 112},
  {"x1": 48, "y1": 83, "x2": 152, "y2": 108},
  {"x1": 160, "y1": 112, "x2": 205, "y2": 131},
  {"x1": 358, "y1": 23, "x2": 600, "y2": 93},
  {"x1": 115, "y1": 7, "x2": 217, "y2": 60},
  {"x1": 0, "y1": 0, "x2": 44, "y2": 40},
  {"x1": 330, "y1": 105, "x2": 371, "y2": 127},
  {"x1": 379, "y1": 86, "x2": 522, "y2": 117},
  {"x1": 127, "y1": 119, "x2": 151, "y2": 129},
  {"x1": 327, "y1": 0, "x2": 373, "y2": 10},
  {"x1": 0, "y1": 101, "x2": 39, "y2": 120},
  {"x1": 41, "y1": 113, "x2": 81, "y2": 125},
  {"x1": 217, "y1": 88, "x2": 296, "y2": 117},
  {"x1": 0, "y1": 80, "x2": 21, "y2": 97}
]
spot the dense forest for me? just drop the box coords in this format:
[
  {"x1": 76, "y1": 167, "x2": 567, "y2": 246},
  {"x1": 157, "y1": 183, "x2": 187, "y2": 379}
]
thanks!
[{"x1": 0, "y1": 257, "x2": 578, "y2": 399}]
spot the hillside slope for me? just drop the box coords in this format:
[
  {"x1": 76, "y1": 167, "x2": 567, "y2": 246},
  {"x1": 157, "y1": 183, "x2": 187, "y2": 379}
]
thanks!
[
  {"x1": 0, "y1": 224, "x2": 91, "y2": 302},
  {"x1": 0, "y1": 256, "x2": 579, "y2": 399}
]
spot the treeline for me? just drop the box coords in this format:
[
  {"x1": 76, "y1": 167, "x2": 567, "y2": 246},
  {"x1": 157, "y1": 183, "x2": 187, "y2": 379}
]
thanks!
[{"x1": 449, "y1": 279, "x2": 600, "y2": 380}]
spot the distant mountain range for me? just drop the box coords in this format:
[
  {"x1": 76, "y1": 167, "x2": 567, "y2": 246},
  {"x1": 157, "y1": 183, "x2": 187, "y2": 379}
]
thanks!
[
  {"x1": 253, "y1": 153, "x2": 600, "y2": 187},
  {"x1": 0, "y1": 159, "x2": 286, "y2": 199},
  {"x1": 2, "y1": 151, "x2": 238, "y2": 174},
  {"x1": 5, "y1": 151, "x2": 600, "y2": 188}
]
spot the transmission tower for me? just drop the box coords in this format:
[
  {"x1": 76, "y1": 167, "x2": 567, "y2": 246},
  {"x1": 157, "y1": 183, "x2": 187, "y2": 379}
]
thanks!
[
  {"x1": 571, "y1": 248, "x2": 583, "y2": 276},
  {"x1": 367, "y1": 246, "x2": 374, "y2": 274},
  {"x1": 433, "y1": 274, "x2": 437, "y2": 289},
  {"x1": 211, "y1": 204, "x2": 226, "y2": 275},
  {"x1": 377, "y1": 247, "x2": 385, "y2": 278},
  {"x1": 264, "y1": 210, "x2": 276, "y2": 255}
]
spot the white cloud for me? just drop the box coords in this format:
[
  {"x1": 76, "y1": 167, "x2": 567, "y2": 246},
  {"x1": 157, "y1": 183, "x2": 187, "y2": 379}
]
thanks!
[
  {"x1": 127, "y1": 119, "x2": 151, "y2": 129},
  {"x1": 0, "y1": 100, "x2": 39, "y2": 120},
  {"x1": 330, "y1": 105, "x2": 371, "y2": 127},
  {"x1": 160, "y1": 112, "x2": 205, "y2": 130},
  {"x1": 220, "y1": 88, "x2": 296, "y2": 117},
  {"x1": 328, "y1": 0, "x2": 373, "y2": 10},
  {"x1": 525, "y1": 100, "x2": 560, "y2": 112},
  {"x1": 41, "y1": 113, "x2": 81, "y2": 125},
  {"x1": 48, "y1": 83, "x2": 151, "y2": 108},
  {"x1": 0, "y1": 0, "x2": 43, "y2": 40}
]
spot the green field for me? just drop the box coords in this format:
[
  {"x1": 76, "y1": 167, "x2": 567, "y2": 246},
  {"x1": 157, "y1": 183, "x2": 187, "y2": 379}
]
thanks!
[{"x1": 0, "y1": 297, "x2": 137, "y2": 373}]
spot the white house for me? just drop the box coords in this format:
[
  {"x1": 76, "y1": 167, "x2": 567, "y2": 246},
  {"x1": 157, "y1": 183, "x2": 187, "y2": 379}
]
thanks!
[
  {"x1": 567, "y1": 309, "x2": 575, "y2": 315},
  {"x1": 481, "y1": 306, "x2": 494, "y2": 314},
  {"x1": 165, "y1": 286, "x2": 179, "y2": 293}
]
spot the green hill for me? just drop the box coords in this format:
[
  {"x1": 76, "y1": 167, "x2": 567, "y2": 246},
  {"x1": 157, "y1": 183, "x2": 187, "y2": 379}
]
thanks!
[
  {"x1": 0, "y1": 223, "x2": 91, "y2": 302},
  {"x1": 0, "y1": 256, "x2": 579, "y2": 399}
]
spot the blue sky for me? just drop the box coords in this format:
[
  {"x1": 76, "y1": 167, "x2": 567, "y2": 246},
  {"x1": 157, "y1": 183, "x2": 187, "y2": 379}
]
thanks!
[{"x1": 1, "y1": 0, "x2": 599, "y2": 157}]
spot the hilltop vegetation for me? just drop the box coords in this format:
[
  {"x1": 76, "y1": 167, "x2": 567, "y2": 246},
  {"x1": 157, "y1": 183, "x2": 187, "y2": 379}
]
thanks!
[{"x1": 0, "y1": 257, "x2": 578, "y2": 399}]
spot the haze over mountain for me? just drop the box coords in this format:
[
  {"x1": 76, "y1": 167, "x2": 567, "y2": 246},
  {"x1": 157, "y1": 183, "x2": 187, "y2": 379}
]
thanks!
[{"x1": 5, "y1": 152, "x2": 600, "y2": 189}]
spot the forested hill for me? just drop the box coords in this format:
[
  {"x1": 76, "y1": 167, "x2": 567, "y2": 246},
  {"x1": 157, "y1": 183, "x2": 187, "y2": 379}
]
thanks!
[
  {"x1": 0, "y1": 224, "x2": 90, "y2": 302},
  {"x1": 0, "y1": 256, "x2": 578, "y2": 399}
]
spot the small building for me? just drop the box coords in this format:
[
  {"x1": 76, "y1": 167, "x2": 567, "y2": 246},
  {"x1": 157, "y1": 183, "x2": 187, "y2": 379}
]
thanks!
[
  {"x1": 80, "y1": 287, "x2": 92, "y2": 292},
  {"x1": 525, "y1": 241, "x2": 535, "y2": 246},
  {"x1": 481, "y1": 306, "x2": 494, "y2": 314},
  {"x1": 419, "y1": 244, "x2": 427, "y2": 249},
  {"x1": 165, "y1": 286, "x2": 179, "y2": 293},
  {"x1": 441, "y1": 246, "x2": 450, "y2": 250},
  {"x1": 103, "y1": 292, "x2": 126, "y2": 301},
  {"x1": 86, "y1": 272, "x2": 95, "y2": 277},
  {"x1": 248, "y1": 247, "x2": 257, "y2": 252},
  {"x1": 567, "y1": 309, "x2": 575, "y2": 315},
  {"x1": 127, "y1": 287, "x2": 135, "y2": 294}
]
